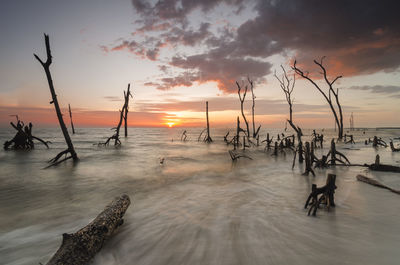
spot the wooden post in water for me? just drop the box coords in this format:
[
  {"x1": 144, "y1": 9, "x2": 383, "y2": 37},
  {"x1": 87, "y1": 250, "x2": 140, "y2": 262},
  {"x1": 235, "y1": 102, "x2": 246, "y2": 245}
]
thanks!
[
  {"x1": 123, "y1": 84, "x2": 132, "y2": 137},
  {"x1": 68, "y1": 104, "x2": 75, "y2": 134},
  {"x1": 204, "y1": 101, "x2": 212, "y2": 142}
]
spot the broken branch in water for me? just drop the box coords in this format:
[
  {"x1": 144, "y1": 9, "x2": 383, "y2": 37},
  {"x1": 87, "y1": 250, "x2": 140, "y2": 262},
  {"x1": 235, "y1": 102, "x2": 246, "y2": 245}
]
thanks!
[
  {"x1": 229, "y1": 150, "x2": 252, "y2": 162},
  {"x1": 356, "y1": 174, "x2": 400, "y2": 195}
]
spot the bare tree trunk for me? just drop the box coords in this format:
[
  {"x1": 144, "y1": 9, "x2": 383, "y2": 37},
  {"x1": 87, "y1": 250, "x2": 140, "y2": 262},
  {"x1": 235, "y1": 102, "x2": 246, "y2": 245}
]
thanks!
[
  {"x1": 45, "y1": 194, "x2": 131, "y2": 265},
  {"x1": 204, "y1": 101, "x2": 212, "y2": 142},
  {"x1": 123, "y1": 84, "x2": 132, "y2": 137},
  {"x1": 68, "y1": 104, "x2": 75, "y2": 134},
  {"x1": 34, "y1": 34, "x2": 78, "y2": 165},
  {"x1": 236, "y1": 81, "x2": 250, "y2": 138}
]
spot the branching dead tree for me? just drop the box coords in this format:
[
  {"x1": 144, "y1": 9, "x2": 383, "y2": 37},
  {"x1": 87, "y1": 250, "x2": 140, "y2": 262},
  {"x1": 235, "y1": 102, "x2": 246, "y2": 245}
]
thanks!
[
  {"x1": 123, "y1": 84, "x2": 132, "y2": 137},
  {"x1": 248, "y1": 77, "x2": 261, "y2": 138},
  {"x1": 274, "y1": 65, "x2": 303, "y2": 142},
  {"x1": 292, "y1": 57, "x2": 344, "y2": 140},
  {"x1": 229, "y1": 150, "x2": 252, "y2": 162},
  {"x1": 99, "y1": 85, "x2": 131, "y2": 146},
  {"x1": 236, "y1": 81, "x2": 250, "y2": 138},
  {"x1": 304, "y1": 174, "x2": 337, "y2": 216},
  {"x1": 34, "y1": 34, "x2": 78, "y2": 166},
  {"x1": 44, "y1": 194, "x2": 131, "y2": 265},
  {"x1": 68, "y1": 104, "x2": 75, "y2": 134}
]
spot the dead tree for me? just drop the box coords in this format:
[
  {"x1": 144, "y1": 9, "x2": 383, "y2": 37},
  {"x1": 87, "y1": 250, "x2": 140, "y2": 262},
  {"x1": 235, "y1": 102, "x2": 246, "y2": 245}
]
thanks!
[
  {"x1": 248, "y1": 77, "x2": 261, "y2": 138},
  {"x1": 372, "y1": 136, "x2": 387, "y2": 147},
  {"x1": 204, "y1": 101, "x2": 212, "y2": 142},
  {"x1": 99, "y1": 85, "x2": 132, "y2": 146},
  {"x1": 234, "y1": 116, "x2": 246, "y2": 150},
  {"x1": 302, "y1": 142, "x2": 315, "y2": 176},
  {"x1": 262, "y1": 133, "x2": 274, "y2": 151},
  {"x1": 4, "y1": 119, "x2": 50, "y2": 150},
  {"x1": 34, "y1": 34, "x2": 78, "y2": 165},
  {"x1": 229, "y1": 150, "x2": 252, "y2": 162},
  {"x1": 123, "y1": 84, "x2": 132, "y2": 137},
  {"x1": 304, "y1": 174, "x2": 337, "y2": 216},
  {"x1": 356, "y1": 174, "x2": 400, "y2": 195},
  {"x1": 198, "y1": 128, "x2": 207, "y2": 142},
  {"x1": 236, "y1": 81, "x2": 250, "y2": 138},
  {"x1": 274, "y1": 65, "x2": 303, "y2": 143},
  {"x1": 344, "y1": 134, "x2": 355, "y2": 144},
  {"x1": 44, "y1": 194, "x2": 131, "y2": 265},
  {"x1": 68, "y1": 104, "x2": 75, "y2": 134},
  {"x1": 326, "y1": 139, "x2": 350, "y2": 165},
  {"x1": 292, "y1": 57, "x2": 344, "y2": 140},
  {"x1": 181, "y1": 130, "x2": 188, "y2": 141}
]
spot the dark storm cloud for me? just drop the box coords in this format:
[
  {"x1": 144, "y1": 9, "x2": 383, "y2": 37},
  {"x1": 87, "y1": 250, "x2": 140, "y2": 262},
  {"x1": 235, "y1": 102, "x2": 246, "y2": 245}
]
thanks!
[{"x1": 119, "y1": 0, "x2": 400, "y2": 92}]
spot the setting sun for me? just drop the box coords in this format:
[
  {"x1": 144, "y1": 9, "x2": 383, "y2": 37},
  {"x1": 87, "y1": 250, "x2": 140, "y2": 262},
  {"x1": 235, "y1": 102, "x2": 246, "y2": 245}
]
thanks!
[{"x1": 166, "y1": 122, "x2": 175, "y2": 128}]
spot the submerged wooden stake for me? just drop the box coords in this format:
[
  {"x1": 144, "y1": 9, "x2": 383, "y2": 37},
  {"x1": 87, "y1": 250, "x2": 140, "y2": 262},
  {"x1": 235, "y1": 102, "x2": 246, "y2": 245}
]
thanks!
[
  {"x1": 68, "y1": 104, "x2": 75, "y2": 134},
  {"x1": 45, "y1": 194, "x2": 131, "y2": 265},
  {"x1": 204, "y1": 101, "x2": 212, "y2": 143}
]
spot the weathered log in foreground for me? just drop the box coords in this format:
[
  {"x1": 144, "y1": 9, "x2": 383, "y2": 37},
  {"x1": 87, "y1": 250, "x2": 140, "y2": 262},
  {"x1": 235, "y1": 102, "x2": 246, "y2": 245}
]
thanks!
[
  {"x1": 356, "y1": 174, "x2": 400, "y2": 195},
  {"x1": 45, "y1": 194, "x2": 131, "y2": 265}
]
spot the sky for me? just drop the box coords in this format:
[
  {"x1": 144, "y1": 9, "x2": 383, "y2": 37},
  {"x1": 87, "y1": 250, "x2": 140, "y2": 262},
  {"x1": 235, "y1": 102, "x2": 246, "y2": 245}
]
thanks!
[{"x1": 1, "y1": 0, "x2": 400, "y2": 129}]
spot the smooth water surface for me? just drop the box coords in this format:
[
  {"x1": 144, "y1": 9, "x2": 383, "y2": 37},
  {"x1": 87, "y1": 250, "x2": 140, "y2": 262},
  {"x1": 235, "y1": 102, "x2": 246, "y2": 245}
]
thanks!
[{"x1": 1, "y1": 127, "x2": 400, "y2": 265}]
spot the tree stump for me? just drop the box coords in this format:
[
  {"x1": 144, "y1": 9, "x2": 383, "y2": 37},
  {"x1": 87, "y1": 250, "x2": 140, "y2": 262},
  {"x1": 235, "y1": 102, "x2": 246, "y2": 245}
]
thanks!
[
  {"x1": 45, "y1": 194, "x2": 131, "y2": 265},
  {"x1": 304, "y1": 174, "x2": 337, "y2": 216}
]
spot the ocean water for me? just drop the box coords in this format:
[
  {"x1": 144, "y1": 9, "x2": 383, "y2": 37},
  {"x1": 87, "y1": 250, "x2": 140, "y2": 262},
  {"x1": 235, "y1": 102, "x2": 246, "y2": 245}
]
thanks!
[{"x1": 0, "y1": 127, "x2": 400, "y2": 265}]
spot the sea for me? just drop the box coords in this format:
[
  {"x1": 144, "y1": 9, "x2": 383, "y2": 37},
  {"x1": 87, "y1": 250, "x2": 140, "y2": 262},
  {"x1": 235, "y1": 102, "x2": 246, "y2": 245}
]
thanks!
[{"x1": 0, "y1": 127, "x2": 399, "y2": 265}]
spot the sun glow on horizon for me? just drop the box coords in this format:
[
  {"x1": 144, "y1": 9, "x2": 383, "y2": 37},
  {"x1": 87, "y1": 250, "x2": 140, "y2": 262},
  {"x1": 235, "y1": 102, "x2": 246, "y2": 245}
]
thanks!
[{"x1": 166, "y1": 122, "x2": 175, "y2": 128}]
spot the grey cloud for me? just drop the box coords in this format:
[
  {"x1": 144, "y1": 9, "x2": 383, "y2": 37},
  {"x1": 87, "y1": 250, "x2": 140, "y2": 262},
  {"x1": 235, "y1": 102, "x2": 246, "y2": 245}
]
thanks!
[{"x1": 346, "y1": 85, "x2": 400, "y2": 95}]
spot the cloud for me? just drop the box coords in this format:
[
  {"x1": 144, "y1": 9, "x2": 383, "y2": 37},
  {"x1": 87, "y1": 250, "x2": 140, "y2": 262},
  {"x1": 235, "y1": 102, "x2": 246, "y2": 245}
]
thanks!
[
  {"x1": 345, "y1": 85, "x2": 400, "y2": 95},
  {"x1": 136, "y1": 96, "x2": 352, "y2": 116},
  {"x1": 104, "y1": 96, "x2": 123, "y2": 102},
  {"x1": 105, "y1": 0, "x2": 400, "y2": 92}
]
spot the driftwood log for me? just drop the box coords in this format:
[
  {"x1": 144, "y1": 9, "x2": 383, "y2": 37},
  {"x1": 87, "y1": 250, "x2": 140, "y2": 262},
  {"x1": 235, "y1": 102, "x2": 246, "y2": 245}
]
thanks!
[
  {"x1": 367, "y1": 155, "x2": 400, "y2": 173},
  {"x1": 356, "y1": 174, "x2": 400, "y2": 195},
  {"x1": 304, "y1": 174, "x2": 337, "y2": 216},
  {"x1": 34, "y1": 34, "x2": 78, "y2": 166},
  {"x1": 45, "y1": 194, "x2": 131, "y2": 265}
]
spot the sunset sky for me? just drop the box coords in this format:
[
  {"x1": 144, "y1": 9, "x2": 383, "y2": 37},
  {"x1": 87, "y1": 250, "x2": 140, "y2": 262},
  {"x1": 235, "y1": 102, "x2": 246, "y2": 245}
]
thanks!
[{"x1": 1, "y1": 0, "x2": 400, "y2": 128}]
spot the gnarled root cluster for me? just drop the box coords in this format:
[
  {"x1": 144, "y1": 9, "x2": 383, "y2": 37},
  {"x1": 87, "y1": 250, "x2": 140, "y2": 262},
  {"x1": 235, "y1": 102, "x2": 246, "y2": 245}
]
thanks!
[
  {"x1": 304, "y1": 174, "x2": 337, "y2": 216},
  {"x1": 4, "y1": 119, "x2": 50, "y2": 150}
]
